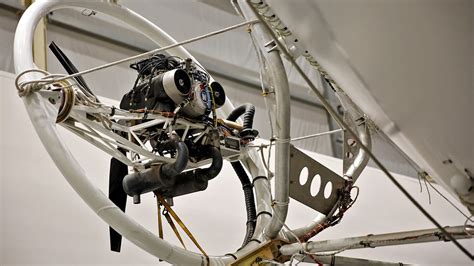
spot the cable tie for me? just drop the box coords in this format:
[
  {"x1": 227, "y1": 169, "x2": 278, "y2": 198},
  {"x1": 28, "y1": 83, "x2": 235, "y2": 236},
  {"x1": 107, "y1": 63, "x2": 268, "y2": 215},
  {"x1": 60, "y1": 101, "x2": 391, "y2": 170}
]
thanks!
[
  {"x1": 272, "y1": 200, "x2": 290, "y2": 207},
  {"x1": 224, "y1": 253, "x2": 237, "y2": 260},
  {"x1": 274, "y1": 137, "x2": 291, "y2": 144},
  {"x1": 256, "y1": 211, "x2": 272, "y2": 218},
  {"x1": 252, "y1": 176, "x2": 268, "y2": 186}
]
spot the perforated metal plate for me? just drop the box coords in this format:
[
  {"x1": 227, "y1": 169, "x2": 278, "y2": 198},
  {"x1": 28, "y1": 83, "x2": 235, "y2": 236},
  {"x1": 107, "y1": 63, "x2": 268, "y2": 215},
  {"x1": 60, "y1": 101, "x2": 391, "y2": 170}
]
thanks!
[{"x1": 289, "y1": 145, "x2": 345, "y2": 215}]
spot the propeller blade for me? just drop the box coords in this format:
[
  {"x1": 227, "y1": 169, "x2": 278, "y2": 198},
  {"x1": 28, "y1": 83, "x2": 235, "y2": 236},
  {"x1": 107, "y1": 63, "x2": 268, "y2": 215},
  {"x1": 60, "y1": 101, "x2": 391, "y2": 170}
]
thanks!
[
  {"x1": 48, "y1": 41, "x2": 93, "y2": 95},
  {"x1": 108, "y1": 157, "x2": 128, "y2": 252}
]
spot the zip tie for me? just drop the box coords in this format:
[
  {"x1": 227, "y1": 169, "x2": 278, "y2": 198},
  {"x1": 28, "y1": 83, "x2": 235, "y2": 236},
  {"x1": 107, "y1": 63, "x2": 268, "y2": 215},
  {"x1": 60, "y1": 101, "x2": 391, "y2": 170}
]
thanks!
[
  {"x1": 272, "y1": 200, "x2": 290, "y2": 207},
  {"x1": 95, "y1": 205, "x2": 120, "y2": 215},
  {"x1": 252, "y1": 176, "x2": 269, "y2": 186},
  {"x1": 261, "y1": 91, "x2": 274, "y2": 96},
  {"x1": 273, "y1": 138, "x2": 291, "y2": 144}
]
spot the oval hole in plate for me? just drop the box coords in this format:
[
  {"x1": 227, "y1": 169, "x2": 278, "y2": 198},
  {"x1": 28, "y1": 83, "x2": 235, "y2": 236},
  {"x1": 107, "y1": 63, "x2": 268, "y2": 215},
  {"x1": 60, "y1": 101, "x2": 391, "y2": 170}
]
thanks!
[
  {"x1": 324, "y1": 181, "x2": 333, "y2": 199},
  {"x1": 299, "y1": 167, "x2": 309, "y2": 186},
  {"x1": 310, "y1": 174, "x2": 321, "y2": 197}
]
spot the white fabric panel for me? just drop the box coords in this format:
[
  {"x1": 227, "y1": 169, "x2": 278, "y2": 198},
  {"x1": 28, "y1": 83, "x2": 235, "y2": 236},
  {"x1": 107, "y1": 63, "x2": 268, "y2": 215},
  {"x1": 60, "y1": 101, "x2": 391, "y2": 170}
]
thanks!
[
  {"x1": 266, "y1": 0, "x2": 473, "y2": 188},
  {"x1": 313, "y1": 0, "x2": 473, "y2": 173},
  {"x1": 1, "y1": 71, "x2": 472, "y2": 264}
]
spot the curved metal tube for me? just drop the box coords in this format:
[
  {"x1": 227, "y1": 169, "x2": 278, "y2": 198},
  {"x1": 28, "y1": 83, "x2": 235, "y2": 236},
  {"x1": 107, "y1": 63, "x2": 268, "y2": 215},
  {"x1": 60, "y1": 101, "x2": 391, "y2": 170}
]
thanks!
[
  {"x1": 343, "y1": 118, "x2": 372, "y2": 181},
  {"x1": 122, "y1": 140, "x2": 189, "y2": 203},
  {"x1": 167, "y1": 146, "x2": 223, "y2": 198},
  {"x1": 15, "y1": 0, "x2": 283, "y2": 263},
  {"x1": 286, "y1": 119, "x2": 371, "y2": 241},
  {"x1": 14, "y1": 1, "x2": 234, "y2": 264},
  {"x1": 161, "y1": 141, "x2": 189, "y2": 178},
  {"x1": 244, "y1": 0, "x2": 372, "y2": 242},
  {"x1": 239, "y1": 0, "x2": 291, "y2": 240},
  {"x1": 284, "y1": 91, "x2": 372, "y2": 242}
]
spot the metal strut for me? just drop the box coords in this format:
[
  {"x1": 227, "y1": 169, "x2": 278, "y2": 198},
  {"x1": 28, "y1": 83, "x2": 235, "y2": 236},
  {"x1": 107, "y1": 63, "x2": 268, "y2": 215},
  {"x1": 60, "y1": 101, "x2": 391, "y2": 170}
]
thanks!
[{"x1": 280, "y1": 225, "x2": 473, "y2": 256}]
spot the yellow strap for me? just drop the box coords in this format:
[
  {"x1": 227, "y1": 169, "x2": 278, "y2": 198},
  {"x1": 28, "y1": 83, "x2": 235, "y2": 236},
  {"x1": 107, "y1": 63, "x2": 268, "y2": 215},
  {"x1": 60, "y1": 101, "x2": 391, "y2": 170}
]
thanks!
[
  {"x1": 208, "y1": 83, "x2": 217, "y2": 127},
  {"x1": 163, "y1": 211, "x2": 187, "y2": 249},
  {"x1": 156, "y1": 199, "x2": 164, "y2": 262},
  {"x1": 157, "y1": 199, "x2": 164, "y2": 240},
  {"x1": 155, "y1": 193, "x2": 209, "y2": 261}
]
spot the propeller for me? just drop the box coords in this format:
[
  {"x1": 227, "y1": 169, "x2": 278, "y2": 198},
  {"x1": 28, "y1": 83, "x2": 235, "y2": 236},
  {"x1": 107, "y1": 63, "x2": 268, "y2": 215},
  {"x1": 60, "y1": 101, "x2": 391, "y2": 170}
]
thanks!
[
  {"x1": 108, "y1": 156, "x2": 129, "y2": 252},
  {"x1": 48, "y1": 41, "x2": 93, "y2": 95},
  {"x1": 49, "y1": 42, "x2": 128, "y2": 252}
]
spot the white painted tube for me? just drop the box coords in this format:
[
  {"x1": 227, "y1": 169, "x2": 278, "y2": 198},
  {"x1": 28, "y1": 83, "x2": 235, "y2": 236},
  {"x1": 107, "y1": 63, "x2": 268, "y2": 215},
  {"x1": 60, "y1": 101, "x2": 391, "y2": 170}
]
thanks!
[
  {"x1": 13, "y1": 0, "x2": 242, "y2": 264},
  {"x1": 238, "y1": 0, "x2": 291, "y2": 240}
]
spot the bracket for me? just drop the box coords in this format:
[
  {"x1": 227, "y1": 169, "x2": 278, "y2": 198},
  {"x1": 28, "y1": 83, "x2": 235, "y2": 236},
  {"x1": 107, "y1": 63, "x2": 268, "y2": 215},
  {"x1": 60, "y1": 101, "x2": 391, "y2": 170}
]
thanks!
[{"x1": 289, "y1": 145, "x2": 345, "y2": 215}]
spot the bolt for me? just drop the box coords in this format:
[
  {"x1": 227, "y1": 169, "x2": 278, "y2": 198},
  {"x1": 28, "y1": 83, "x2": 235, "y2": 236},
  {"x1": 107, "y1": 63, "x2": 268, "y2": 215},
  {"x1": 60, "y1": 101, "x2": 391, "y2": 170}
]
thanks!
[{"x1": 442, "y1": 159, "x2": 453, "y2": 164}]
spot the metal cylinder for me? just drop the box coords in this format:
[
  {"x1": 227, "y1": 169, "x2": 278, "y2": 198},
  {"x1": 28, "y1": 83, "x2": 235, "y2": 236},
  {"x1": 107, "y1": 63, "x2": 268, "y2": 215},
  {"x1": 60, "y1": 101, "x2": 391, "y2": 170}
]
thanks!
[
  {"x1": 122, "y1": 141, "x2": 189, "y2": 202},
  {"x1": 162, "y1": 69, "x2": 192, "y2": 105},
  {"x1": 210, "y1": 81, "x2": 226, "y2": 108},
  {"x1": 122, "y1": 165, "x2": 172, "y2": 200}
]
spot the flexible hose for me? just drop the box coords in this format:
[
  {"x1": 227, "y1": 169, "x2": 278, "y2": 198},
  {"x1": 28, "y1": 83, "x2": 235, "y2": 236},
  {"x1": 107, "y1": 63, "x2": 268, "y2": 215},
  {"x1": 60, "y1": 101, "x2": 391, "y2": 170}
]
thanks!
[
  {"x1": 227, "y1": 103, "x2": 255, "y2": 130},
  {"x1": 227, "y1": 105, "x2": 258, "y2": 247},
  {"x1": 231, "y1": 162, "x2": 257, "y2": 247}
]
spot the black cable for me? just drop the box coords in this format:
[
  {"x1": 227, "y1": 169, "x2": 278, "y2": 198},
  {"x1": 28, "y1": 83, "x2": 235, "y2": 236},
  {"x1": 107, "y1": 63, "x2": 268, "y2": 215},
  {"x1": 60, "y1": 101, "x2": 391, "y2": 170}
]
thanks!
[
  {"x1": 227, "y1": 106, "x2": 258, "y2": 247},
  {"x1": 231, "y1": 161, "x2": 257, "y2": 247}
]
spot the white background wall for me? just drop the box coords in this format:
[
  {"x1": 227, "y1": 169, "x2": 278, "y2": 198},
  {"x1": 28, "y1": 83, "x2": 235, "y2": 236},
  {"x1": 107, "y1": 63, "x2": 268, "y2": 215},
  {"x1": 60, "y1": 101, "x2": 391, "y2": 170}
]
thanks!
[{"x1": 1, "y1": 71, "x2": 472, "y2": 265}]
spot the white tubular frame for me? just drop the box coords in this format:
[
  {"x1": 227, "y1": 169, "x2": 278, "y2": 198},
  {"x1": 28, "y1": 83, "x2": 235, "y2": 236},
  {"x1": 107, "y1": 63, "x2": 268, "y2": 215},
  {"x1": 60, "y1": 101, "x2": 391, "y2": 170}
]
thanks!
[
  {"x1": 63, "y1": 105, "x2": 208, "y2": 169},
  {"x1": 13, "y1": 0, "x2": 254, "y2": 264},
  {"x1": 14, "y1": 0, "x2": 369, "y2": 263},
  {"x1": 237, "y1": 0, "x2": 291, "y2": 240}
]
